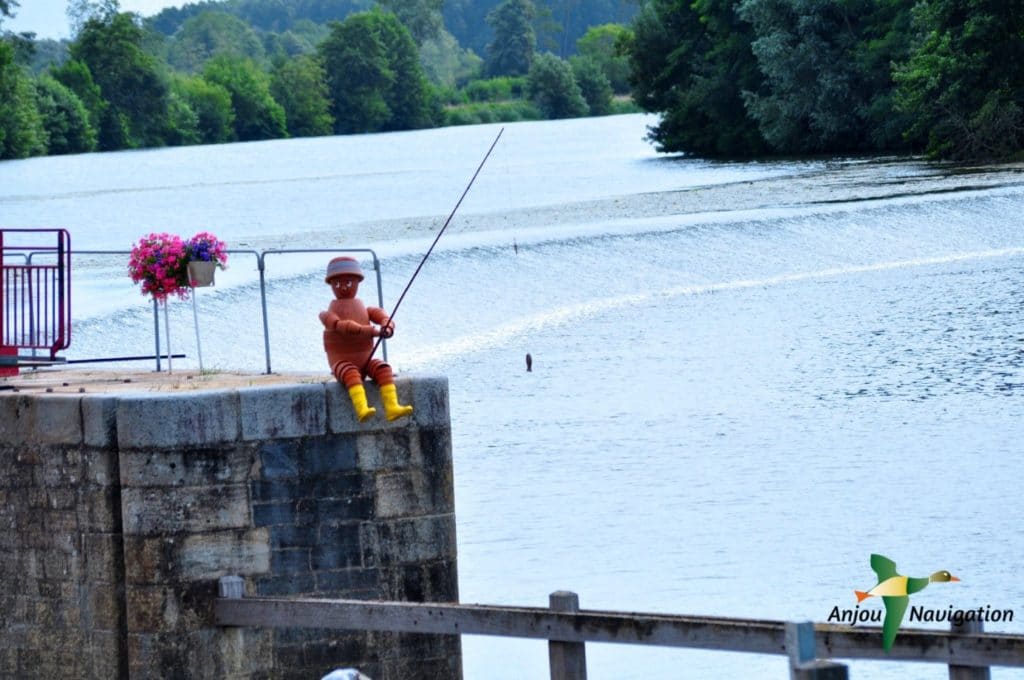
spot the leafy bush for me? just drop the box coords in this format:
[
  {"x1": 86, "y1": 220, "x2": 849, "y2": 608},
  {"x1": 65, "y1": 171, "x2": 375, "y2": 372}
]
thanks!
[
  {"x1": 526, "y1": 52, "x2": 587, "y2": 119},
  {"x1": 443, "y1": 99, "x2": 540, "y2": 125},
  {"x1": 462, "y1": 76, "x2": 527, "y2": 102},
  {"x1": 570, "y1": 56, "x2": 612, "y2": 116}
]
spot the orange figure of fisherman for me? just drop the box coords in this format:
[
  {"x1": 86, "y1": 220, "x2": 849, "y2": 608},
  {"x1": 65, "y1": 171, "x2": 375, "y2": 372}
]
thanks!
[{"x1": 319, "y1": 256, "x2": 413, "y2": 422}]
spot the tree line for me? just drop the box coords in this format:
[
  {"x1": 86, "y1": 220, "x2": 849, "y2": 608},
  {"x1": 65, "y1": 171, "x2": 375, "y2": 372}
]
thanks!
[
  {"x1": 626, "y1": 0, "x2": 1024, "y2": 161},
  {"x1": 0, "y1": 0, "x2": 635, "y2": 160},
  {"x1": 4, "y1": 0, "x2": 1017, "y2": 162}
]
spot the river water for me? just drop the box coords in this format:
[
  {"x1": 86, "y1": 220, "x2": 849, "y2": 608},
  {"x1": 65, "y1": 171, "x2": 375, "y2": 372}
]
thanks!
[{"x1": 2, "y1": 114, "x2": 1023, "y2": 679}]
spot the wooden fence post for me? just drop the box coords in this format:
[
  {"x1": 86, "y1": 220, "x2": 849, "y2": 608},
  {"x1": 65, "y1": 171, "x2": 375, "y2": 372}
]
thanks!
[
  {"x1": 548, "y1": 591, "x2": 587, "y2": 680},
  {"x1": 949, "y1": 619, "x2": 990, "y2": 680},
  {"x1": 786, "y1": 621, "x2": 848, "y2": 680}
]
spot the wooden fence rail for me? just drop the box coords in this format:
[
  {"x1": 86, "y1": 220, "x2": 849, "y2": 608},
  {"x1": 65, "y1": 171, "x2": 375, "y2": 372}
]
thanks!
[{"x1": 215, "y1": 578, "x2": 1020, "y2": 679}]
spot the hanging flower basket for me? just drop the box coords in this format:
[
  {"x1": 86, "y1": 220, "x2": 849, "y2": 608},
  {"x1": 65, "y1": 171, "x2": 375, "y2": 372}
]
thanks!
[
  {"x1": 187, "y1": 260, "x2": 218, "y2": 287},
  {"x1": 128, "y1": 231, "x2": 229, "y2": 299},
  {"x1": 128, "y1": 233, "x2": 191, "y2": 302},
  {"x1": 185, "y1": 231, "x2": 228, "y2": 288}
]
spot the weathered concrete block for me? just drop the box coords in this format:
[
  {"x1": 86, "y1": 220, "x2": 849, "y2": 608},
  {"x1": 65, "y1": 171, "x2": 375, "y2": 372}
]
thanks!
[
  {"x1": 121, "y1": 484, "x2": 250, "y2": 535},
  {"x1": 239, "y1": 383, "x2": 327, "y2": 441},
  {"x1": 253, "y1": 435, "x2": 357, "y2": 482},
  {"x1": 325, "y1": 381, "x2": 361, "y2": 434},
  {"x1": 179, "y1": 529, "x2": 271, "y2": 581},
  {"x1": 84, "y1": 447, "x2": 118, "y2": 491},
  {"x1": 84, "y1": 533, "x2": 121, "y2": 583},
  {"x1": 116, "y1": 392, "x2": 240, "y2": 449},
  {"x1": 311, "y1": 524, "x2": 362, "y2": 570},
  {"x1": 82, "y1": 396, "x2": 118, "y2": 448},
  {"x1": 356, "y1": 429, "x2": 419, "y2": 471},
  {"x1": 374, "y1": 472, "x2": 429, "y2": 519},
  {"x1": 360, "y1": 516, "x2": 457, "y2": 567},
  {"x1": 314, "y1": 566, "x2": 381, "y2": 596},
  {"x1": 0, "y1": 393, "x2": 83, "y2": 445},
  {"x1": 408, "y1": 375, "x2": 449, "y2": 429},
  {"x1": 3, "y1": 374, "x2": 459, "y2": 680},
  {"x1": 120, "y1": 446, "x2": 255, "y2": 488}
]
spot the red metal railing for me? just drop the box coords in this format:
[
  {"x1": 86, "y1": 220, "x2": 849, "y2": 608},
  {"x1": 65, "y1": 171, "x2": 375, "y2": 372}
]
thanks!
[{"x1": 0, "y1": 229, "x2": 72, "y2": 363}]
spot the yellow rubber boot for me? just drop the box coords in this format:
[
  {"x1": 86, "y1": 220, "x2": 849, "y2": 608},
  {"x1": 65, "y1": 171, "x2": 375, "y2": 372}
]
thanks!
[
  {"x1": 347, "y1": 384, "x2": 376, "y2": 422},
  {"x1": 380, "y1": 384, "x2": 413, "y2": 422}
]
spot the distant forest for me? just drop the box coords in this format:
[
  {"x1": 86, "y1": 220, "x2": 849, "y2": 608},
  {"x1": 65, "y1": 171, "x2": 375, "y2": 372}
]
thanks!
[
  {"x1": 2, "y1": 0, "x2": 1021, "y2": 162},
  {"x1": 0, "y1": 0, "x2": 638, "y2": 160},
  {"x1": 147, "y1": 0, "x2": 637, "y2": 60}
]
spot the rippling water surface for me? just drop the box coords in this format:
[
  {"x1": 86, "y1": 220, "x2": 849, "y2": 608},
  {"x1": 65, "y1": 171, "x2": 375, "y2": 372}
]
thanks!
[{"x1": 3, "y1": 115, "x2": 1023, "y2": 679}]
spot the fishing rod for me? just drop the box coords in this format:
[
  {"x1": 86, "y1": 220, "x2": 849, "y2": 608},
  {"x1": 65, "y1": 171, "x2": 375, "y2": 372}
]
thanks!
[{"x1": 365, "y1": 127, "x2": 505, "y2": 369}]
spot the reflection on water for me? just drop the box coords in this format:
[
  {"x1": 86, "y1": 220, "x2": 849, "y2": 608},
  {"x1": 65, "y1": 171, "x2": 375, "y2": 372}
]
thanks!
[{"x1": 5, "y1": 115, "x2": 1024, "y2": 679}]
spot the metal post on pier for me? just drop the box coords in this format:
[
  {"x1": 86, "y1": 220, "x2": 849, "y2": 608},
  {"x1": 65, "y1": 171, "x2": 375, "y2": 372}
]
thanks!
[
  {"x1": 786, "y1": 621, "x2": 848, "y2": 680},
  {"x1": 949, "y1": 619, "x2": 990, "y2": 680},
  {"x1": 549, "y1": 591, "x2": 587, "y2": 680}
]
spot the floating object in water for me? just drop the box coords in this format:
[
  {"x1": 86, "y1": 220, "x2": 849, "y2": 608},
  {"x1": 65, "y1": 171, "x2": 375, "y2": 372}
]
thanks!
[{"x1": 526, "y1": 353, "x2": 532, "y2": 372}]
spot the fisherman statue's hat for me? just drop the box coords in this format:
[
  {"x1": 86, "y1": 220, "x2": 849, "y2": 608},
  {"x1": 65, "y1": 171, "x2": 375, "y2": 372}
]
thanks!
[{"x1": 325, "y1": 256, "x2": 364, "y2": 282}]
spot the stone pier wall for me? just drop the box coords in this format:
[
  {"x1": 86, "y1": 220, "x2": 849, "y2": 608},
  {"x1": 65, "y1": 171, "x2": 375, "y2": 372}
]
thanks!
[{"x1": 0, "y1": 375, "x2": 461, "y2": 680}]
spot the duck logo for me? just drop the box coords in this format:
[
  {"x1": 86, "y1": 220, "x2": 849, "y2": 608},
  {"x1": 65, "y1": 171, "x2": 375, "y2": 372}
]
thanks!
[{"x1": 854, "y1": 553, "x2": 959, "y2": 651}]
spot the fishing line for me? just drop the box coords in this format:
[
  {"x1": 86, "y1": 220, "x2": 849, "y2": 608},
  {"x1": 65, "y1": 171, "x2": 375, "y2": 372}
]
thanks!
[{"x1": 365, "y1": 127, "x2": 505, "y2": 369}]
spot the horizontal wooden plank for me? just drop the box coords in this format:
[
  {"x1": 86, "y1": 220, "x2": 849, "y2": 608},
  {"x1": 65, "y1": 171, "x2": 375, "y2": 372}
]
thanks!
[
  {"x1": 214, "y1": 598, "x2": 1024, "y2": 668},
  {"x1": 215, "y1": 598, "x2": 786, "y2": 654},
  {"x1": 816, "y1": 623, "x2": 1024, "y2": 668}
]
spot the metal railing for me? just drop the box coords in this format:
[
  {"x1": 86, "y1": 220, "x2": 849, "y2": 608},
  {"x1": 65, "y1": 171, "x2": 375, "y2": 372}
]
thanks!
[
  {"x1": 12, "y1": 247, "x2": 385, "y2": 373},
  {"x1": 214, "y1": 582, "x2": 1020, "y2": 679},
  {"x1": 0, "y1": 229, "x2": 72, "y2": 364}
]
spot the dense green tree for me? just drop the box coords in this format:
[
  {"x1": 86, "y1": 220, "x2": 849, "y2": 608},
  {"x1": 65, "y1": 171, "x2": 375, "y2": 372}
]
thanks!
[
  {"x1": 420, "y1": 29, "x2": 482, "y2": 87},
  {"x1": 484, "y1": 0, "x2": 536, "y2": 77},
  {"x1": 263, "y1": 20, "x2": 328, "y2": 59},
  {"x1": 526, "y1": 51, "x2": 587, "y2": 117},
  {"x1": 173, "y1": 74, "x2": 235, "y2": 143},
  {"x1": 293, "y1": 0, "x2": 373, "y2": 24},
  {"x1": 20, "y1": 38, "x2": 69, "y2": 75},
  {"x1": 894, "y1": 0, "x2": 1024, "y2": 160},
  {"x1": 738, "y1": 0, "x2": 911, "y2": 153},
  {"x1": 270, "y1": 54, "x2": 334, "y2": 136},
  {"x1": 377, "y1": 0, "x2": 444, "y2": 45},
  {"x1": 70, "y1": 11, "x2": 172, "y2": 149},
  {"x1": 319, "y1": 10, "x2": 436, "y2": 132},
  {"x1": 166, "y1": 10, "x2": 266, "y2": 72},
  {"x1": 202, "y1": 54, "x2": 287, "y2": 140},
  {"x1": 575, "y1": 23, "x2": 630, "y2": 94},
  {"x1": 1, "y1": 39, "x2": 47, "y2": 159},
  {"x1": 570, "y1": 55, "x2": 612, "y2": 115},
  {"x1": 235, "y1": 0, "x2": 292, "y2": 31},
  {"x1": 372, "y1": 9, "x2": 439, "y2": 129},
  {"x1": 162, "y1": 89, "x2": 201, "y2": 145},
  {"x1": 148, "y1": 0, "x2": 371, "y2": 35},
  {"x1": 627, "y1": 0, "x2": 767, "y2": 155},
  {"x1": 852, "y1": 0, "x2": 918, "y2": 150},
  {"x1": 443, "y1": 0, "x2": 636, "y2": 62},
  {"x1": 35, "y1": 74, "x2": 97, "y2": 154},
  {"x1": 319, "y1": 14, "x2": 394, "y2": 132},
  {"x1": 50, "y1": 58, "x2": 105, "y2": 133},
  {"x1": 0, "y1": 0, "x2": 18, "y2": 20},
  {"x1": 540, "y1": 0, "x2": 636, "y2": 57},
  {"x1": 67, "y1": 0, "x2": 121, "y2": 36}
]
